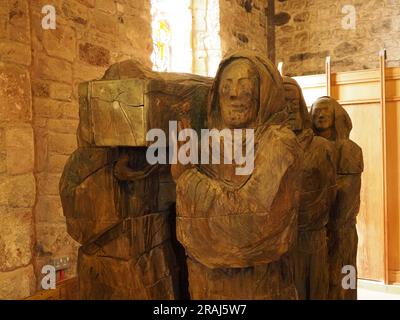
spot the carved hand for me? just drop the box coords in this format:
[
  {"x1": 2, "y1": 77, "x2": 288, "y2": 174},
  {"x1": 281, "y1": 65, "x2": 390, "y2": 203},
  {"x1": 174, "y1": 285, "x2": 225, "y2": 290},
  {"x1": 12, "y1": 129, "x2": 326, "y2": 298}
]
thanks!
[{"x1": 114, "y1": 154, "x2": 159, "y2": 181}]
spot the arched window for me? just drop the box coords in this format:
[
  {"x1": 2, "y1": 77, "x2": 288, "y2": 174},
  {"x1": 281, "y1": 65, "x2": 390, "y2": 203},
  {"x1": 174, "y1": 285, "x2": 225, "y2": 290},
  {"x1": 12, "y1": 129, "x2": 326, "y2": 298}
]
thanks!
[
  {"x1": 151, "y1": 13, "x2": 172, "y2": 72},
  {"x1": 192, "y1": 0, "x2": 222, "y2": 77},
  {"x1": 151, "y1": 0, "x2": 193, "y2": 73},
  {"x1": 151, "y1": 0, "x2": 222, "y2": 76}
]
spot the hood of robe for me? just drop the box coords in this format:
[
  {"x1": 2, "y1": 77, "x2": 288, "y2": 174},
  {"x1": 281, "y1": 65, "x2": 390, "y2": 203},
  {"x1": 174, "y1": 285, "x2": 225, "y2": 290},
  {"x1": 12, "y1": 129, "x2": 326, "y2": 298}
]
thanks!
[
  {"x1": 310, "y1": 96, "x2": 353, "y2": 140},
  {"x1": 207, "y1": 50, "x2": 287, "y2": 130},
  {"x1": 283, "y1": 76, "x2": 312, "y2": 130}
]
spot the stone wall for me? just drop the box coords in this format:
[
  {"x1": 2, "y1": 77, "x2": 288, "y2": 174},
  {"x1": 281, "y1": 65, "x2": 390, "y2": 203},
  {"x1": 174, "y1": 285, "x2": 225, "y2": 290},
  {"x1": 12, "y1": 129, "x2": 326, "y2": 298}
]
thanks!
[
  {"x1": 193, "y1": 0, "x2": 222, "y2": 76},
  {"x1": 220, "y1": 0, "x2": 268, "y2": 55},
  {"x1": 0, "y1": 0, "x2": 36, "y2": 299},
  {"x1": 275, "y1": 0, "x2": 400, "y2": 76}
]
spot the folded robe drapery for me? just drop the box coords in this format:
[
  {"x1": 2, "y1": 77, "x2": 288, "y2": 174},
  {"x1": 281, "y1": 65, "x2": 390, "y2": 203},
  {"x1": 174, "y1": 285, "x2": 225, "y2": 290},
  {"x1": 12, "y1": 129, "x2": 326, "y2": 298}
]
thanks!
[{"x1": 176, "y1": 125, "x2": 301, "y2": 269}]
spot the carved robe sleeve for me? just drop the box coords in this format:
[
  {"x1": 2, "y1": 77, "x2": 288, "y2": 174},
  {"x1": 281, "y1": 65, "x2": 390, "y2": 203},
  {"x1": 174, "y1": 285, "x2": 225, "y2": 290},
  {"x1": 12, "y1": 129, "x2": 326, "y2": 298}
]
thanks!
[
  {"x1": 176, "y1": 126, "x2": 302, "y2": 269},
  {"x1": 331, "y1": 140, "x2": 364, "y2": 228}
]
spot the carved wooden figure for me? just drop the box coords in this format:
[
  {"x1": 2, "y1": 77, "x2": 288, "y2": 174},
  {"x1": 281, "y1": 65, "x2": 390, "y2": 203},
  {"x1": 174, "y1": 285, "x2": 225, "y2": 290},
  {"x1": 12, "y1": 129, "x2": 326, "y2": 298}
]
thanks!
[
  {"x1": 310, "y1": 96, "x2": 364, "y2": 300},
  {"x1": 283, "y1": 78, "x2": 336, "y2": 300},
  {"x1": 173, "y1": 51, "x2": 302, "y2": 299},
  {"x1": 60, "y1": 61, "x2": 212, "y2": 299}
]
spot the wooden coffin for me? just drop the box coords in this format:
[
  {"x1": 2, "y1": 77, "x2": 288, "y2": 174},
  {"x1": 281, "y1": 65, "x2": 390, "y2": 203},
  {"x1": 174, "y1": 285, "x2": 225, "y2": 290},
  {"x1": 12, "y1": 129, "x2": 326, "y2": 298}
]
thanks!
[{"x1": 77, "y1": 60, "x2": 213, "y2": 147}]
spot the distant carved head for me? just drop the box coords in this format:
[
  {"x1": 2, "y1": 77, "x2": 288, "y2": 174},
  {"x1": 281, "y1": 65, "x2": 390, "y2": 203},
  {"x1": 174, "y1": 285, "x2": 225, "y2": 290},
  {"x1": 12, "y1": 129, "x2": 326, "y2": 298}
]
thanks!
[
  {"x1": 312, "y1": 99, "x2": 335, "y2": 130},
  {"x1": 283, "y1": 77, "x2": 311, "y2": 133},
  {"x1": 218, "y1": 59, "x2": 260, "y2": 128},
  {"x1": 311, "y1": 96, "x2": 352, "y2": 140},
  {"x1": 208, "y1": 50, "x2": 286, "y2": 130}
]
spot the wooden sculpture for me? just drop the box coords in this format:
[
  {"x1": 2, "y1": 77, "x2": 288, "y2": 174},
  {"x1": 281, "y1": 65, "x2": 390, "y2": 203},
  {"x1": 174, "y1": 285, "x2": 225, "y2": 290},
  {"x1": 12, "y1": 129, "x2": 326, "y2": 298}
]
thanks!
[
  {"x1": 283, "y1": 78, "x2": 336, "y2": 300},
  {"x1": 60, "y1": 60, "x2": 212, "y2": 299},
  {"x1": 310, "y1": 96, "x2": 364, "y2": 300},
  {"x1": 173, "y1": 50, "x2": 302, "y2": 300}
]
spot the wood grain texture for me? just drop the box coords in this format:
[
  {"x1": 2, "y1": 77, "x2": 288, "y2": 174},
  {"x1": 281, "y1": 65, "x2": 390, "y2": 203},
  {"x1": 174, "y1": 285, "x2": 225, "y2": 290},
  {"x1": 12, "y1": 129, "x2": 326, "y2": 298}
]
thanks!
[
  {"x1": 77, "y1": 60, "x2": 213, "y2": 148},
  {"x1": 60, "y1": 55, "x2": 379, "y2": 300},
  {"x1": 311, "y1": 97, "x2": 364, "y2": 300},
  {"x1": 284, "y1": 77, "x2": 336, "y2": 300},
  {"x1": 61, "y1": 60, "x2": 214, "y2": 299},
  {"x1": 174, "y1": 51, "x2": 301, "y2": 300}
]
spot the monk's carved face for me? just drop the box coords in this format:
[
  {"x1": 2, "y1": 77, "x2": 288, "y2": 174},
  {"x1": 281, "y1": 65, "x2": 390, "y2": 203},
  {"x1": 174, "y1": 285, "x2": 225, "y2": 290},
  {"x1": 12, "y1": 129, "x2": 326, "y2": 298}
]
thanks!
[
  {"x1": 219, "y1": 59, "x2": 259, "y2": 128},
  {"x1": 312, "y1": 101, "x2": 334, "y2": 131},
  {"x1": 284, "y1": 84, "x2": 303, "y2": 132}
]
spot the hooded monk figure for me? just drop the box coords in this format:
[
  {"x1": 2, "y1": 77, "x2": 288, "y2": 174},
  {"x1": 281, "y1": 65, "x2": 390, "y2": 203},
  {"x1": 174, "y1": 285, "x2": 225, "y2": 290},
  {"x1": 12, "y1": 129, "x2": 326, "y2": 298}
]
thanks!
[
  {"x1": 172, "y1": 50, "x2": 303, "y2": 299},
  {"x1": 311, "y1": 96, "x2": 364, "y2": 300},
  {"x1": 283, "y1": 78, "x2": 336, "y2": 300}
]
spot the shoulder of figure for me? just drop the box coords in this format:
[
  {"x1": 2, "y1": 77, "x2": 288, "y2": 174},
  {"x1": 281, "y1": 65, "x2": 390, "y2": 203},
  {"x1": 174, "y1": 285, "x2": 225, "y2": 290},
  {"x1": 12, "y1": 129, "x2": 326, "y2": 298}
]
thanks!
[
  {"x1": 265, "y1": 124, "x2": 298, "y2": 141},
  {"x1": 312, "y1": 135, "x2": 336, "y2": 154},
  {"x1": 336, "y1": 139, "x2": 364, "y2": 173},
  {"x1": 257, "y1": 125, "x2": 302, "y2": 160}
]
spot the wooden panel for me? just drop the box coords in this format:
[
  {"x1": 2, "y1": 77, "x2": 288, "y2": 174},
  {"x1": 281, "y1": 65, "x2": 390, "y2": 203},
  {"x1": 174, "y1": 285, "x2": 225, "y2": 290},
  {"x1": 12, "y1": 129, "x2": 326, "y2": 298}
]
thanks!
[
  {"x1": 334, "y1": 69, "x2": 380, "y2": 85},
  {"x1": 330, "y1": 70, "x2": 382, "y2": 111},
  {"x1": 386, "y1": 99, "x2": 400, "y2": 282},
  {"x1": 389, "y1": 271, "x2": 400, "y2": 285},
  {"x1": 384, "y1": 67, "x2": 400, "y2": 283},
  {"x1": 342, "y1": 103, "x2": 385, "y2": 281},
  {"x1": 293, "y1": 74, "x2": 326, "y2": 107}
]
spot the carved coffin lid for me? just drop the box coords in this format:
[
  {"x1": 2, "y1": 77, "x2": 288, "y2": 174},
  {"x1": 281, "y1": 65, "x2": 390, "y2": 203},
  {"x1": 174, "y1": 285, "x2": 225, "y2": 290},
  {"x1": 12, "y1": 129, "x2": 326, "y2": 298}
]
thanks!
[
  {"x1": 78, "y1": 62, "x2": 213, "y2": 148},
  {"x1": 79, "y1": 79, "x2": 147, "y2": 147}
]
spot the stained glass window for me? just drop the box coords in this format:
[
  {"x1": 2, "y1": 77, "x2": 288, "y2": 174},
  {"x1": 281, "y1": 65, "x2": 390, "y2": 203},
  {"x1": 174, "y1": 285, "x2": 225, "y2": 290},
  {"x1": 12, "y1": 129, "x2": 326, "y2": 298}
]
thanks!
[
  {"x1": 151, "y1": 0, "x2": 193, "y2": 73},
  {"x1": 151, "y1": 2, "x2": 172, "y2": 72},
  {"x1": 150, "y1": 0, "x2": 221, "y2": 75}
]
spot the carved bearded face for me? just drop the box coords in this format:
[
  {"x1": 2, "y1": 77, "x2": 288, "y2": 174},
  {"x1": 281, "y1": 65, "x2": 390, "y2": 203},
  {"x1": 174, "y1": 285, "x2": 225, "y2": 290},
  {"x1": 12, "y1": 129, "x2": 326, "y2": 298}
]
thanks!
[
  {"x1": 312, "y1": 100, "x2": 335, "y2": 131},
  {"x1": 218, "y1": 59, "x2": 259, "y2": 128},
  {"x1": 284, "y1": 84, "x2": 303, "y2": 132}
]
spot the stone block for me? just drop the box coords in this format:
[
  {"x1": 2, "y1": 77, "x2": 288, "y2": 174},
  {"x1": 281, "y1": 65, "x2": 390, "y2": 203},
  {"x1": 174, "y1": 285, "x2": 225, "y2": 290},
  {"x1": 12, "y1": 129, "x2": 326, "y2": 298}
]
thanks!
[
  {"x1": 0, "y1": 265, "x2": 35, "y2": 299},
  {"x1": 77, "y1": 0, "x2": 95, "y2": 8},
  {"x1": 79, "y1": 42, "x2": 110, "y2": 67},
  {"x1": 35, "y1": 195, "x2": 65, "y2": 223},
  {"x1": 35, "y1": 223, "x2": 79, "y2": 258},
  {"x1": 0, "y1": 207, "x2": 33, "y2": 271},
  {"x1": 49, "y1": 82, "x2": 72, "y2": 101},
  {"x1": 0, "y1": 153, "x2": 6, "y2": 174},
  {"x1": 0, "y1": 63, "x2": 32, "y2": 122},
  {"x1": 32, "y1": 81, "x2": 50, "y2": 98},
  {"x1": 42, "y1": 24, "x2": 76, "y2": 62},
  {"x1": 48, "y1": 119, "x2": 78, "y2": 134},
  {"x1": 62, "y1": 0, "x2": 89, "y2": 25},
  {"x1": 5, "y1": 126, "x2": 34, "y2": 175},
  {"x1": 33, "y1": 98, "x2": 78, "y2": 120},
  {"x1": 96, "y1": 0, "x2": 116, "y2": 14},
  {"x1": 7, "y1": 0, "x2": 30, "y2": 44},
  {"x1": 34, "y1": 54, "x2": 72, "y2": 83},
  {"x1": 0, "y1": 41, "x2": 31, "y2": 66},
  {"x1": 48, "y1": 153, "x2": 69, "y2": 173},
  {"x1": 73, "y1": 62, "x2": 105, "y2": 81},
  {"x1": 93, "y1": 10, "x2": 117, "y2": 35},
  {"x1": 36, "y1": 172, "x2": 62, "y2": 196},
  {"x1": 0, "y1": 173, "x2": 36, "y2": 208},
  {"x1": 48, "y1": 132, "x2": 77, "y2": 155}
]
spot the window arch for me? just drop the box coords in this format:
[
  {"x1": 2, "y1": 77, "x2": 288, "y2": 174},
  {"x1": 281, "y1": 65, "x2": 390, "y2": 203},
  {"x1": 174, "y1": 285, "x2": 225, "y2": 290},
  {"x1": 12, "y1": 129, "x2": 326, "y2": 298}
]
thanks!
[
  {"x1": 151, "y1": 0, "x2": 193, "y2": 73},
  {"x1": 151, "y1": 0, "x2": 222, "y2": 76}
]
